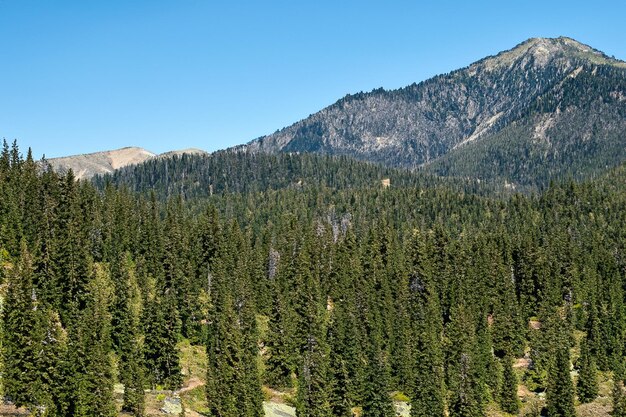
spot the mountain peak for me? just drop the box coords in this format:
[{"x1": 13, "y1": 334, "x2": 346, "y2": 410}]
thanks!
[{"x1": 477, "y1": 36, "x2": 625, "y2": 71}]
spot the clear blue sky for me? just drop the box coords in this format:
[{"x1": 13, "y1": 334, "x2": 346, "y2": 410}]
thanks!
[{"x1": 1, "y1": 0, "x2": 625, "y2": 158}]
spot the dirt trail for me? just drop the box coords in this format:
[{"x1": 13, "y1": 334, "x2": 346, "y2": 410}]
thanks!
[
  {"x1": 184, "y1": 411, "x2": 205, "y2": 417},
  {"x1": 177, "y1": 376, "x2": 205, "y2": 394}
]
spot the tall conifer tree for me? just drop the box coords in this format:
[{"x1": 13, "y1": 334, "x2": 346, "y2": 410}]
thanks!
[
  {"x1": 499, "y1": 356, "x2": 520, "y2": 414},
  {"x1": 112, "y1": 254, "x2": 146, "y2": 416},
  {"x1": 361, "y1": 339, "x2": 395, "y2": 417},
  {"x1": 294, "y1": 235, "x2": 332, "y2": 417},
  {"x1": 66, "y1": 263, "x2": 116, "y2": 417},
  {"x1": 577, "y1": 336, "x2": 598, "y2": 403},
  {"x1": 546, "y1": 345, "x2": 575, "y2": 417},
  {"x1": 2, "y1": 244, "x2": 43, "y2": 411},
  {"x1": 408, "y1": 230, "x2": 445, "y2": 417},
  {"x1": 447, "y1": 305, "x2": 484, "y2": 417}
]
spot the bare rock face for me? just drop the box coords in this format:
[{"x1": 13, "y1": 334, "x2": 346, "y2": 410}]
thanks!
[
  {"x1": 241, "y1": 37, "x2": 626, "y2": 175},
  {"x1": 161, "y1": 396, "x2": 182, "y2": 415}
]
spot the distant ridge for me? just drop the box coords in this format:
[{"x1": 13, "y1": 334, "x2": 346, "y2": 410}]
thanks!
[
  {"x1": 158, "y1": 148, "x2": 208, "y2": 159},
  {"x1": 48, "y1": 147, "x2": 208, "y2": 179}
]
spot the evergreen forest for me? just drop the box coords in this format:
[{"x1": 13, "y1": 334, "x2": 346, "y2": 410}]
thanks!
[{"x1": 3, "y1": 139, "x2": 626, "y2": 417}]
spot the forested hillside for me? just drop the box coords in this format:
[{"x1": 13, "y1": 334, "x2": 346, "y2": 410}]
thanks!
[
  {"x1": 92, "y1": 150, "x2": 486, "y2": 202},
  {"x1": 3, "y1": 139, "x2": 626, "y2": 417},
  {"x1": 428, "y1": 64, "x2": 626, "y2": 187}
]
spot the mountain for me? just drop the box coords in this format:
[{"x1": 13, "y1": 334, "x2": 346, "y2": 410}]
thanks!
[
  {"x1": 242, "y1": 37, "x2": 626, "y2": 188},
  {"x1": 47, "y1": 147, "x2": 156, "y2": 179},
  {"x1": 47, "y1": 147, "x2": 208, "y2": 179}
]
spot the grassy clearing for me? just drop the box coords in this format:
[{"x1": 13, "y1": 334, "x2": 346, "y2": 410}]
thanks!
[
  {"x1": 180, "y1": 385, "x2": 210, "y2": 415},
  {"x1": 179, "y1": 338, "x2": 207, "y2": 380}
]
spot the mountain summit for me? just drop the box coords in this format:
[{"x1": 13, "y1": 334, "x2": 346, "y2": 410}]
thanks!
[
  {"x1": 477, "y1": 37, "x2": 624, "y2": 71},
  {"x1": 243, "y1": 37, "x2": 626, "y2": 187}
]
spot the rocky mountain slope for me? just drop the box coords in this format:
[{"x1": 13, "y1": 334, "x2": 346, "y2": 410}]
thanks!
[
  {"x1": 242, "y1": 37, "x2": 626, "y2": 187},
  {"x1": 47, "y1": 147, "x2": 208, "y2": 179}
]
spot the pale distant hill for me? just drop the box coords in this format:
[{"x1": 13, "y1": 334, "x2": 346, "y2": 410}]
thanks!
[{"x1": 48, "y1": 147, "x2": 208, "y2": 179}]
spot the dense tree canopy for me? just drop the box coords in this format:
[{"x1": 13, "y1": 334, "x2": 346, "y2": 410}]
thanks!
[{"x1": 3, "y1": 140, "x2": 626, "y2": 415}]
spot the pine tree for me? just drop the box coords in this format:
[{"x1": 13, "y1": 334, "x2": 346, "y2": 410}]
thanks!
[
  {"x1": 34, "y1": 309, "x2": 68, "y2": 416},
  {"x1": 205, "y1": 222, "x2": 263, "y2": 417},
  {"x1": 499, "y1": 356, "x2": 520, "y2": 415},
  {"x1": 122, "y1": 348, "x2": 146, "y2": 417},
  {"x1": 163, "y1": 198, "x2": 194, "y2": 338},
  {"x1": 205, "y1": 289, "x2": 241, "y2": 417},
  {"x1": 296, "y1": 332, "x2": 332, "y2": 417},
  {"x1": 111, "y1": 253, "x2": 132, "y2": 353},
  {"x1": 1, "y1": 244, "x2": 44, "y2": 412},
  {"x1": 475, "y1": 314, "x2": 497, "y2": 403},
  {"x1": 526, "y1": 302, "x2": 562, "y2": 392},
  {"x1": 66, "y1": 263, "x2": 116, "y2": 417},
  {"x1": 361, "y1": 225, "x2": 395, "y2": 355},
  {"x1": 408, "y1": 229, "x2": 446, "y2": 417},
  {"x1": 0, "y1": 141, "x2": 23, "y2": 258},
  {"x1": 195, "y1": 204, "x2": 221, "y2": 275},
  {"x1": 448, "y1": 352, "x2": 484, "y2": 417},
  {"x1": 447, "y1": 305, "x2": 484, "y2": 417},
  {"x1": 143, "y1": 288, "x2": 182, "y2": 390},
  {"x1": 113, "y1": 254, "x2": 146, "y2": 416},
  {"x1": 294, "y1": 236, "x2": 332, "y2": 417},
  {"x1": 327, "y1": 314, "x2": 352, "y2": 417},
  {"x1": 29, "y1": 161, "x2": 60, "y2": 296},
  {"x1": 613, "y1": 379, "x2": 626, "y2": 417},
  {"x1": 361, "y1": 341, "x2": 395, "y2": 417},
  {"x1": 490, "y1": 242, "x2": 524, "y2": 358},
  {"x1": 138, "y1": 191, "x2": 165, "y2": 283},
  {"x1": 330, "y1": 228, "x2": 366, "y2": 404},
  {"x1": 411, "y1": 324, "x2": 445, "y2": 417},
  {"x1": 576, "y1": 336, "x2": 598, "y2": 403},
  {"x1": 0, "y1": 138, "x2": 10, "y2": 174},
  {"x1": 55, "y1": 170, "x2": 93, "y2": 326},
  {"x1": 585, "y1": 292, "x2": 605, "y2": 369},
  {"x1": 233, "y1": 245, "x2": 264, "y2": 417},
  {"x1": 603, "y1": 273, "x2": 625, "y2": 373},
  {"x1": 191, "y1": 204, "x2": 222, "y2": 343},
  {"x1": 19, "y1": 147, "x2": 42, "y2": 249},
  {"x1": 546, "y1": 345, "x2": 575, "y2": 417},
  {"x1": 264, "y1": 277, "x2": 295, "y2": 389}
]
